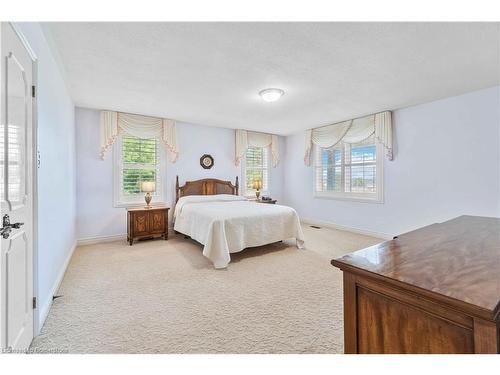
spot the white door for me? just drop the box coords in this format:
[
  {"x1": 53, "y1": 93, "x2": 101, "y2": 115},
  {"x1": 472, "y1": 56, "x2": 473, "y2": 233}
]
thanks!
[{"x1": 0, "y1": 23, "x2": 35, "y2": 350}]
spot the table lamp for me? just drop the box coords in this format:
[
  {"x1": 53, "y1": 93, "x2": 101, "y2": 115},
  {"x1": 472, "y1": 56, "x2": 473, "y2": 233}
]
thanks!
[
  {"x1": 252, "y1": 179, "x2": 262, "y2": 200},
  {"x1": 140, "y1": 181, "x2": 156, "y2": 208}
]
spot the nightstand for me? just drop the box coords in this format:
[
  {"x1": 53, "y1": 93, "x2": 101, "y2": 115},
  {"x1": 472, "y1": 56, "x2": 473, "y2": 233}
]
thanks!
[
  {"x1": 259, "y1": 199, "x2": 277, "y2": 204},
  {"x1": 248, "y1": 198, "x2": 277, "y2": 204},
  {"x1": 127, "y1": 206, "x2": 169, "y2": 245}
]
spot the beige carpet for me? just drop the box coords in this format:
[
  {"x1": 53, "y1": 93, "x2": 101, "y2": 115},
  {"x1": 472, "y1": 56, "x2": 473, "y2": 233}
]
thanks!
[{"x1": 31, "y1": 225, "x2": 381, "y2": 354}]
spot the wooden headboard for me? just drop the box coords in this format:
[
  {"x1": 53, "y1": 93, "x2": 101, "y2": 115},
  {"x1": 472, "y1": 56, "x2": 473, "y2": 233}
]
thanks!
[{"x1": 175, "y1": 175, "x2": 239, "y2": 202}]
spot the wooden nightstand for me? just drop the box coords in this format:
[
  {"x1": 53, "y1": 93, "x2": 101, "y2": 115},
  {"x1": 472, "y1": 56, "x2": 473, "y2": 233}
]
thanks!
[
  {"x1": 127, "y1": 206, "x2": 169, "y2": 245},
  {"x1": 258, "y1": 199, "x2": 277, "y2": 204},
  {"x1": 247, "y1": 198, "x2": 277, "y2": 204}
]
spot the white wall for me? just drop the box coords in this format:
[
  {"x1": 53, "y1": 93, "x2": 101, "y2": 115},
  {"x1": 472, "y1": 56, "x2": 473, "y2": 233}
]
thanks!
[
  {"x1": 13, "y1": 23, "x2": 76, "y2": 330},
  {"x1": 283, "y1": 86, "x2": 500, "y2": 238},
  {"x1": 75, "y1": 107, "x2": 285, "y2": 240}
]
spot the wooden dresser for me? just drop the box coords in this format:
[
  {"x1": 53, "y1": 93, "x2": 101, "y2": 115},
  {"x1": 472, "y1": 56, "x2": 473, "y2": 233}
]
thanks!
[
  {"x1": 332, "y1": 216, "x2": 500, "y2": 354},
  {"x1": 127, "y1": 206, "x2": 169, "y2": 245}
]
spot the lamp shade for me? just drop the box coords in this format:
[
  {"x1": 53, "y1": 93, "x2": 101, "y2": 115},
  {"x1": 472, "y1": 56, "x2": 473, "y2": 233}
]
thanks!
[
  {"x1": 252, "y1": 180, "x2": 262, "y2": 190},
  {"x1": 140, "y1": 181, "x2": 156, "y2": 193}
]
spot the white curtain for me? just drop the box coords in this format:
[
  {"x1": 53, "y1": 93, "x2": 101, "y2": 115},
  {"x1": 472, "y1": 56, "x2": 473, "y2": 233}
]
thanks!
[
  {"x1": 304, "y1": 111, "x2": 393, "y2": 165},
  {"x1": 374, "y1": 111, "x2": 393, "y2": 161},
  {"x1": 100, "y1": 111, "x2": 178, "y2": 162},
  {"x1": 235, "y1": 129, "x2": 279, "y2": 167},
  {"x1": 100, "y1": 111, "x2": 119, "y2": 160},
  {"x1": 235, "y1": 129, "x2": 248, "y2": 166}
]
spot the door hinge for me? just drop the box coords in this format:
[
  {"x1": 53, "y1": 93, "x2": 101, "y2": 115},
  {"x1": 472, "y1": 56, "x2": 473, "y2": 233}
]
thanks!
[
  {"x1": 32, "y1": 297, "x2": 37, "y2": 309},
  {"x1": 32, "y1": 85, "x2": 36, "y2": 98}
]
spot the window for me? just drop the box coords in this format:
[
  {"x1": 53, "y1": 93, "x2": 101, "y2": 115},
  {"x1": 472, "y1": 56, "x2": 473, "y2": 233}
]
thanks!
[
  {"x1": 113, "y1": 134, "x2": 165, "y2": 207},
  {"x1": 0, "y1": 124, "x2": 24, "y2": 203},
  {"x1": 314, "y1": 136, "x2": 383, "y2": 202},
  {"x1": 243, "y1": 147, "x2": 269, "y2": 196}
]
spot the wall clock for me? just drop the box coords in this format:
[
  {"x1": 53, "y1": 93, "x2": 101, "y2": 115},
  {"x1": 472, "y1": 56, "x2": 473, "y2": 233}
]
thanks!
[{"x1": 200, "y1": 154, "x2": 214, "y2": 169}]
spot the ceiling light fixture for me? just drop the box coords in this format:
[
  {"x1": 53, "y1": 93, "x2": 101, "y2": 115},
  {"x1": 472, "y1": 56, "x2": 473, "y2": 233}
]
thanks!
[{"x1": 259, "y1": 88, "x2": 284, "y2": 103}]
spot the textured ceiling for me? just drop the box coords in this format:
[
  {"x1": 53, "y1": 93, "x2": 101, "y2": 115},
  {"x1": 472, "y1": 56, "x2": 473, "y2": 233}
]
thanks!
[{"x1": 45, "y1": 22, "x2": 499, "y2": 135}]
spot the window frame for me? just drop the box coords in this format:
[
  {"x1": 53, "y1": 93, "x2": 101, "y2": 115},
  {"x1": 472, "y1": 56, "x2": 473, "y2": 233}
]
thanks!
[
  {"x1": 113, "y1": 133, "x2": 166, "y2": 208},
  {"x1": 241, "y1": 146, "x2": 271, "y2": 198},
  {"x1": 313, "y1": 141, "x2": 384, "y2": 203}
]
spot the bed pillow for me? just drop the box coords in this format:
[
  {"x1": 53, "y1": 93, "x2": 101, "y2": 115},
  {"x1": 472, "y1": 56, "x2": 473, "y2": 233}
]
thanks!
[{"x1": 174, "y1": 194, "x2": 247, "y2": 218}]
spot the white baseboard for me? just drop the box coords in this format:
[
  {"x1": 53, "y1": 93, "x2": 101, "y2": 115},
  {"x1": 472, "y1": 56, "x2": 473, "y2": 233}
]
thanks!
[
  {"x1": 38, "y1": 240, "x2": 77, "y2": 332},
  {"x1": 76, "y1": 227, "x2": 176, "y2": 246},
  {"x1": 301, "y1": 217, "x2": 394, "y2": 240},
  {"x1": 76, "y1": 233, "x2": 127, "y2": 246}
]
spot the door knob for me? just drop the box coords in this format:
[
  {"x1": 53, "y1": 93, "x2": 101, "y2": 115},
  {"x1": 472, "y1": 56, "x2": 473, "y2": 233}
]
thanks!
[{"x1": 0, "y1": 214, "x2": 24, "y2": 239}]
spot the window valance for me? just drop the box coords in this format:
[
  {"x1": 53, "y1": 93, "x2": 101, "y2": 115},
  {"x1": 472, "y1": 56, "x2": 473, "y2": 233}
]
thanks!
[
  {"x1": 100, "y1": 111, "x2": 178, "y2": 162},
  {"x1": 304, "y1": 111, "x2": 393, "y2": 166},
  {"x1": 235, "y1": 129, "x2": 279, "y2": 167}
]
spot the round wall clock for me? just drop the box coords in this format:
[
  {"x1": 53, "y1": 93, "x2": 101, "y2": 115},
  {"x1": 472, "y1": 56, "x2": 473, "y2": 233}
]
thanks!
[{"x1": 200, "y1": 154, "x2": 214, "y2": 169}]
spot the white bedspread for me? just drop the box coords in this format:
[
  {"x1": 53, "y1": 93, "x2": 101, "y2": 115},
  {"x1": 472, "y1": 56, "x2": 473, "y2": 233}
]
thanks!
[{"x1": 174, "y1": 195, "x2": 305, "y2": 268}]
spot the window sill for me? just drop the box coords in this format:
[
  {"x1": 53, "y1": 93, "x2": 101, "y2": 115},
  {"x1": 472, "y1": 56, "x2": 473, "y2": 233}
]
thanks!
[{"x1": 313, "y1": 192, "x2": 383, "y2": 204}]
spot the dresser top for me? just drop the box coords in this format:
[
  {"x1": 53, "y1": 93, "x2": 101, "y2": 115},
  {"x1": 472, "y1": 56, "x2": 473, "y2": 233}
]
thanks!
[{"x1": 332, "y1": 216, "x2": 500, "y2": 317}]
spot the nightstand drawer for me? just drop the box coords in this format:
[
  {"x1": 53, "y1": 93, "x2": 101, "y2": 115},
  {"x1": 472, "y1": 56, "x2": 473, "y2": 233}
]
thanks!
[
  {"x1": 131, "y1": 211, "x2": 150, "y2": 236},
  {"x1": 150, "y1": 210, "x2": 166, "y2": 233}
]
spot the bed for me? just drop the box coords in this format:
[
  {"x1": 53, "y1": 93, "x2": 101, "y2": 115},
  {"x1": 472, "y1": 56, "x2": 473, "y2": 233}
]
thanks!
[{"x1": 173, "y1": 176, "x2": 305, "y2": 268}]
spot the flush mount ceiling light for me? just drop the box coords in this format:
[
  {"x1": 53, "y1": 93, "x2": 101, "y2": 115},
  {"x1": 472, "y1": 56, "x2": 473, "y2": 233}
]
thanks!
[{"x1": 259, "y1": 88, "x2": 285, "y2": 103}]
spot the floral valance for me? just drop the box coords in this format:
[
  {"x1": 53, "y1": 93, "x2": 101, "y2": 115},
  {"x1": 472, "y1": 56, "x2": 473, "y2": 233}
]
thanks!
[
  {"x1": 304, "y1": 111, "x2": 393, "y2": 166},
  {"x1": 235, "y1": 129, "x2": 279, "y2": 167},
  {"x1": 100, "y1": 111, "x2": 178, "y2": 162}
]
